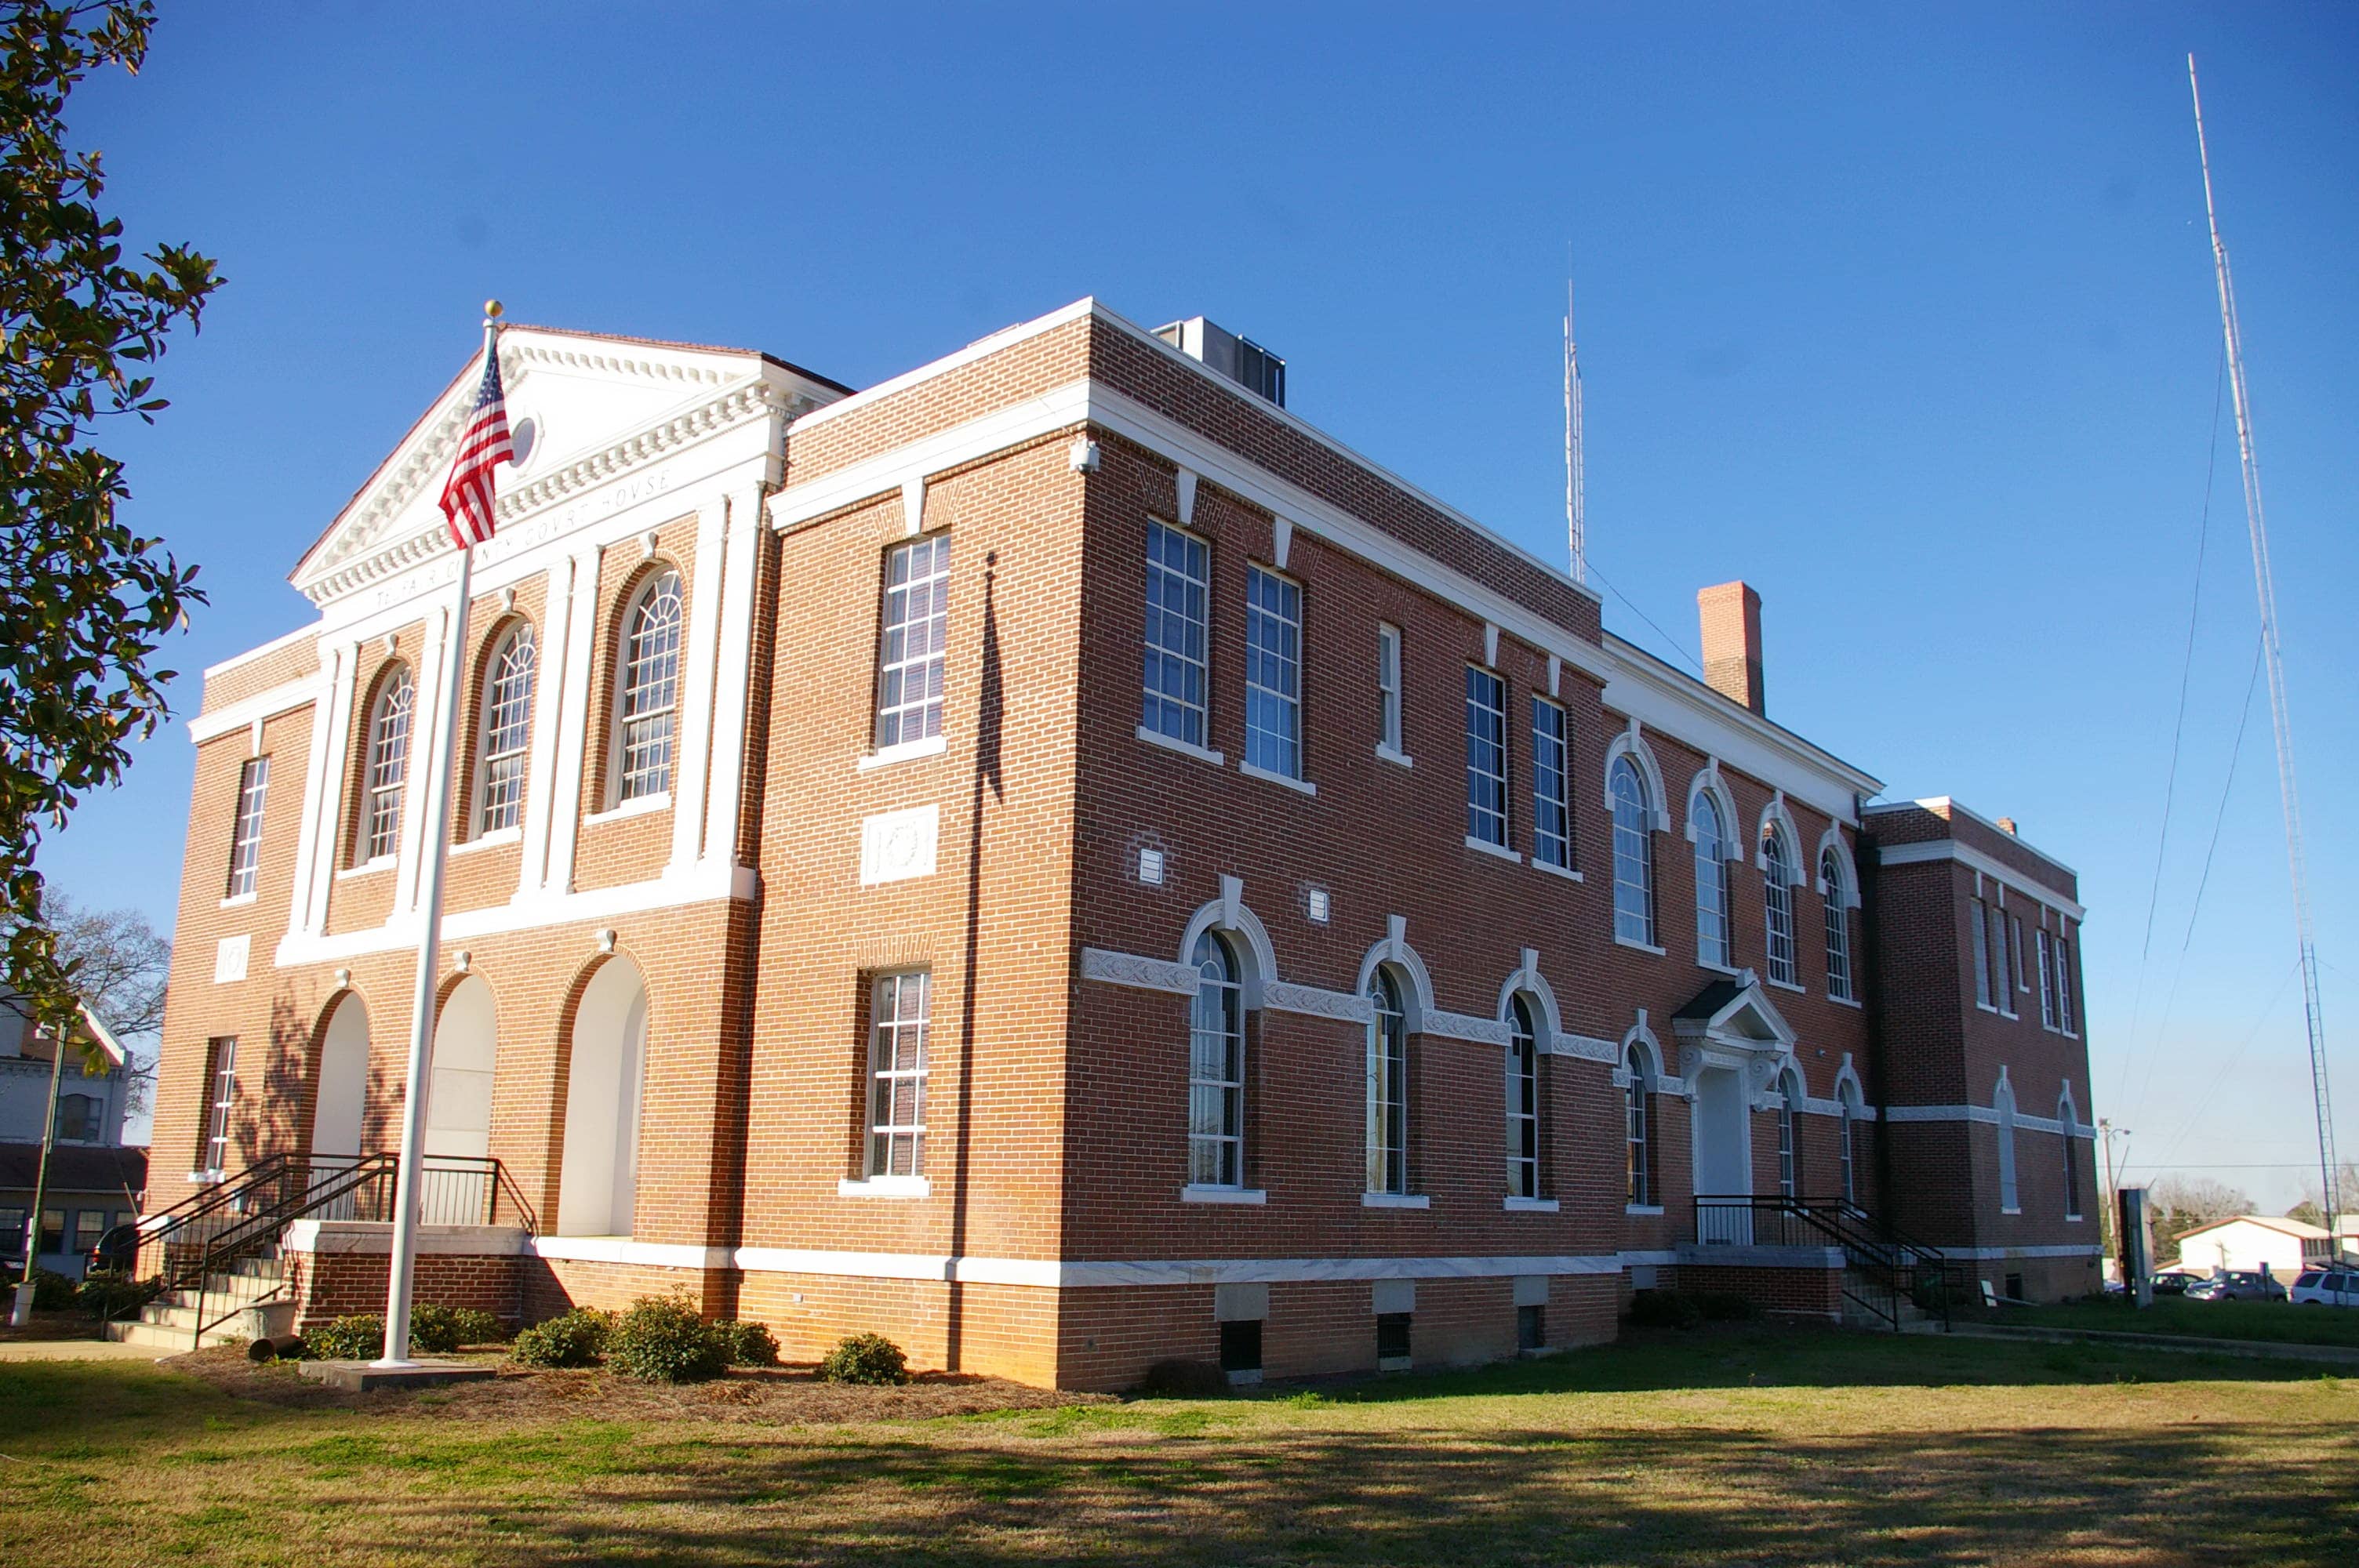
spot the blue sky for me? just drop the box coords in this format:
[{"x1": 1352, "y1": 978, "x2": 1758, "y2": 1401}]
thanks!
[{"x1": 54, "y1": 5, "x2": 2358, "y2": 1203}]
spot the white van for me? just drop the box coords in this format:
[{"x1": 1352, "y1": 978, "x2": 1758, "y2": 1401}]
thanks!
[{"x1": 2289, "y1": 1269, "x2": 2359, "y2": 1307}]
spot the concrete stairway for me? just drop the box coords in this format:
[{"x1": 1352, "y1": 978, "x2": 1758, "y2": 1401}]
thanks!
[
  {"x1": 1840, "y1": 1272, "x2": 1945, "y2": 1334},
  {"x1": 107, "y1": 1254, "x2": 294, "y2": 1350}
]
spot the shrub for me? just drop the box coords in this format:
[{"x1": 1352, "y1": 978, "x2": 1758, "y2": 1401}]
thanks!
[
  {"x1": 817, "y1": 1331, "x2": 909, "y2": 1386},
  {"x1": 1137, "y1": 1358, "x2": 1228, "y2": 1398},
  {"x1": 304, "y1": 1313, "x2": 386, "y2": 1359},
  {"x1": 76, "y1": 1273, "x2": 162, "y2": 1320},
  {"x1": 712, "y1": 1319, "x2": 780, "y2": 1367},
  {"x1": 410, "y1": 1303, "x2": 505, "y2": 1352},
  {"x1": 1693, "y1": 1290, "x2": 1756, "y2": 1323},
  {"x1": 1627, "y1": 1289, "x2": 1704, "y2": 1330},
  {"x1": 606, "y1": 1295, "x2": 728, "y2": 1384},
  {"x1": 1912, "y1": 1279, "x2": 1954, "y2": 1315},
  {"x1": 18, "y1": 1268, "x2": 77, "y2": 1312},
  {"x1": 510, "y1": 1307, "x2": 612, "y2": 1369}
]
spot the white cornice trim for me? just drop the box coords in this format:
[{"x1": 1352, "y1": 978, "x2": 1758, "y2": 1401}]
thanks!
[
  {"x1": 1874, "y1": 839, "x2": 2086, "y2": 921},
  {"x1": 1864, "y1": 796, "x2": 2080, "y2": 879},
  {"x1": 202, "y1": 621, "x2": 320, "y2": 681},
  {"x1": 1882, "y1": 1103, "x2": 2091, "y2": 1138},
  {"x1": 729, "y1": 1247, "x2": 1631, "y2": 1287},
  {"x1": 531, "y1": 1235, "x2": 729, "y2": 1269},
  {"x1": 187, "y1": 675, "x2": 325, "y2": 744},
  {"x1": 788, "y1": 298, "x2": 1100, "y2": 436}
]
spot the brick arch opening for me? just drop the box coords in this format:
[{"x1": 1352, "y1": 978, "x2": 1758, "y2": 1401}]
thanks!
[
  {"x1": 311, "y1": 989, "x2": 371, "y2": 1164},
  {"x1": 554, "y1": 954, "x2": 649, "y2": 1238}
]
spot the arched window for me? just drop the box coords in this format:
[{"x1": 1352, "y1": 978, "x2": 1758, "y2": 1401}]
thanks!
[
  {"x1": 616, "y1": 568, "x2": 685, "y2": 803},
  {"x1": 1189, "y1": 932, "x2": 1245, "y2": 1189},
  {"x1": 1821, "y1": 845, "x2": 1853, "y2": 1000},
  {"x1": 1366, "y1": 969, "x2": 1408, "y2": 1195},
  {"x1": 1837, "y1": 1082, "x2": 1863, "y2": 1206},
  {"x1": 1996, "y1": 1078, "x2": 2019, "y2": 1213},
  {"x1": 361, "y1": 664, "x2": 414, "y2": 863},
  {"x1": 1506, "y1": 995, "x2": 1539, "y2": 1200},
  {"x1": 1763, "y1": 826, "x2": 1797, "y2": 985},
  {"x1": 1693, "y1": 790, "x2": 1730, "y2": 968},
  {"x1": 477, "y1": 622, "x2": 536, "y2": 835},
  {"x1": 1625, "y1": 1040, "x2": 1656, "y2": 1206},
  {"x1": 2059, "y1": 1091, "x2": 2082, "y2": 1219},
  {"x1": 1611, "y1": 757, "x2": 1656, "y2": 947},
  {"x1": 1777, "y1": 1068, "x2": 1804, "y2": 1198}
]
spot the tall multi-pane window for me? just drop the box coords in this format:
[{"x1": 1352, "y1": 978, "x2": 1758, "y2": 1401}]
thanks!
[
  {"x1": 1693, "y1": 792, "x2": 1731, "y2": 967},
  {"x1": 2055, "y1": 936, "x2": 2077, "y2": 1034},
  {"x1": 1365, "y1": 969, "x2": 1408, "y2": 1194},
  {"x1": 1821, "y1": 847, "x2": 1853, "y2": 1000},
  {"x1": 1142, "y1": 521, "x2": 1211, "y2": 748},
  {"x1": 1243, "y1": 567, "x2": 1303, "y2": 779},
  {"x1": 477, "y1": 623, "x2": 536, "y2": 834},
  {"x1": 1189, "y1": 933, "x2": 1245, "y2": 1188},
  {"x1": 362, "y1": 666, "x2": 414, "y2": 863},
  {"x1": 1610, "y1": 757, "x2": 1656, "y2": 946},
  {"x1": 2060, "y1": 1092, "x2": 2083, "y2": 1218},
  {"x1": 1972, "y1": 898, "x2": 1996, "y2": 1008},
  {"x1": 1376, "y1": 624, "x2": 1403, "y2": 753},
  {"x1": 1777, "y1": 1069, "x2": 1803, "y2": 1198},
  {"x1": 1989, "y1": 905, "x2": 2014, "y2": 1016},
  {"x1": 617, "y1": 569, "x2": 685, "y2": 802},
  {"x1": 1838, "y1": 1087, "x2": 1859, "y2": 1204},
  {"x1": 1997, "y1": 1080, "x2": 2019, "y2": 1212},
  {"x1": 1763, "y1": 827, "x2": 1797, "y2": 985},
  {"x1": 867, "y1": 971, "x2": 929, "y2": 1178},
  {"x1": 1505, "y1": 996, "x2": 1539, "y2": 1200},
  {"x1": 2011, "y1": 914, "x2": 2028, "y2": 995},
  {"x1": 875, "y1": 535, "x2": 951, "y2": 749},
  {"x1": 2037, "y1": 928, "x2": 2059, "y2": 1029},
  {"x1": 200, "y1": 1037, "x2": 238, "y2": 1174},
  {"x1": 1531, "y1": 699, "x2": 1571, "y2": 871},
  {"x1": 1464, "y1": 667, "x2": 1508, "y2": 847},
  {"x1": 224, "y1": 756, "x2": 271, "y2": 898},
  {"x1": 1625, "y1": 1042, "x2": 1654, "y2": 1206}
]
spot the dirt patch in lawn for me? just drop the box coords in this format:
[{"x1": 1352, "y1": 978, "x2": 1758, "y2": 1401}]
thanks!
[{"x1": 162, "y1": 1343, "x2": 1107, "y2": 1423}]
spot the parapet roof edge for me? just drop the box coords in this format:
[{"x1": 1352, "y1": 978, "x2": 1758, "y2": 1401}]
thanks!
[
  {"x1": 1861, "y1": 796, "x2": 2080, "y2": 880},
  {"x1": 1601, "y1": 632, "x2": 1881, "y2": 800}
]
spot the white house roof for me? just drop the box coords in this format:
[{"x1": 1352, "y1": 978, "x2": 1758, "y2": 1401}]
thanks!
[{"x1": 2176, "y1": 1214, "x2": 2332, "y2": 1243}]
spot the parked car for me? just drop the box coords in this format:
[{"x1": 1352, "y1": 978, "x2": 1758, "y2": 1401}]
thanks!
[
  {"x1": 85, "y1": 1221, "x2": 139, "y2": 1277},
  {"x1": 2150, "y1": 1272, "x2": 2194, "y2": 1297},
  {"x1": 2186, "y1": 1270, "x2": 2287, "y2": 1302},
  {"x1": 2291, "y1": 1270, "x2": 2359, "y2": 1307}
]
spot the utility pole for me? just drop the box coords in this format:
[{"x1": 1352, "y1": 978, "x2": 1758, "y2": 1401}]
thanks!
[
  {"x1": 10, "y1": 1012, "x2": 71, "y2": 1325},
  {"x1": 2098, "y1": 1118, "x2": 2129, "y2": 1279}
]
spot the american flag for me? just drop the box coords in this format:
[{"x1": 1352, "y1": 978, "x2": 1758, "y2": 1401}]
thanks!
[{"x1": 438, "y1": 341, "x2": 512, "y2": 549}]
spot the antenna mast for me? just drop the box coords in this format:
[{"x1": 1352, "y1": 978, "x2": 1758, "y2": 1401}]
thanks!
[
  {"x1": 2190, "y1": 55, "x2": 2341, "y2": 1225},
  {"x1": 1565, "y1": 262, "x2": 1586, "y2": 586}
]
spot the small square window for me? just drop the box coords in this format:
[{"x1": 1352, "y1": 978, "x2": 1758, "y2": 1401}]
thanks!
[
  {"x1": 1375, "y1": 1312, "x2": 1412, "y2": 1364},
  {"x1": 1218, "y1": 1319, "x2": 1263, "y2": 1374}
]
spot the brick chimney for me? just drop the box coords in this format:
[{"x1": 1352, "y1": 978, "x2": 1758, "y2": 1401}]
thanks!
[
  {"x1": 1697, "y1": 581, "x2": 1765, "y2": 716},
  {"x1": 1997, "y1": 817, "x2": 2019, "y2": 836}
]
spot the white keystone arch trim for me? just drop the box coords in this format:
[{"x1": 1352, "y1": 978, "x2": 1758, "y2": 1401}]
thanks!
[
  {"x1": 1614, "y1": 1011, "x2": 1689, "y2": 1094},
  {"x1": 1177, "y1": 875, "x2": 1279, "y2": 1008},
  {"x1": 1602, "y1": 720, "x2": 1670, "y2": 829},
  {"x1": 1684, "y1": 761, "x2": 1741, "y2": 857},
  {"x1": 1496, "y1": 948, "x2": 1565, "y2": 1042},
  {"x1": 1355, "y1": 915, "x2": 1437, "y2": 1032},
  {"x1": 1079, "y1": 948, "x2": 1199, "y2": 996},
  {"x1": 1831, "y1": 1054, "x2": 1877, "y2": 1120},
  {"x1": 1816, "y1": 823, "x2": 1862, "y2": 909},
  {"x1": 1756, "y1": 792, "x2": 1806, "y2": 880}
]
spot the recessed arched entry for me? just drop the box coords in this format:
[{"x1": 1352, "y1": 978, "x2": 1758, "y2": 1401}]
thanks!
[
  {"x1": 424, "y1": 974, "x2": 500, "y2": 1225},
  {"x1": 311, "y1": 991, "x2": 371, "y2": 1164},
  {"x1": 557, "y1": 956, "x2": 647, "y2": 1238}
]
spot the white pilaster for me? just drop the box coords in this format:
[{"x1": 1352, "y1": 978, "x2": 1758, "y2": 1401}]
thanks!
[
  {"x1": 290, "y1": 642, "x2": 354, "y2": 938},
  {"x1": 515, "y1": 556, "x2": 576, "y2": 902},
  {"x1": 666, "y1": 495, "x2": 729, "y2": 872},
  {"x1": 540, "y1": 544, "x2": 603, "y2": 896},
  {"x1": 394, "y1": 597, "x2": 460, "y2": 914},
  {"x1": 699, "y1": 483, "x2": 765, "y2": 869}
]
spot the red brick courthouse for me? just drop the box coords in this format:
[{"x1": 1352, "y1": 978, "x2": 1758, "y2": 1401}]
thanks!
[{"x1": 144, "y1": 302, "x2": 2099, "y2": 1386}]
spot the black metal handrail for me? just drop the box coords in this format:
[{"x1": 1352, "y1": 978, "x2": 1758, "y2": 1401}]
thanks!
[{"x1": 1693, "y1": 1194, "x2": 1965, "y2": 1331}]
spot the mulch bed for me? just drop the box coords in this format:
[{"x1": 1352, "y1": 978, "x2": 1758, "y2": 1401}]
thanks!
[
  {"x1": 163, "y1": 1344, "x2": 1112, "y2": 1423},
  {"x1": 0, "y1": 1308, "x2": 107, "y2": 1343}
]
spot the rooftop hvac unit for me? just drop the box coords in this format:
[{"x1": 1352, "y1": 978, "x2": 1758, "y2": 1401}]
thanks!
[{"x1": 1155, "y1": 316, "x2": 1285, "y2": 408}]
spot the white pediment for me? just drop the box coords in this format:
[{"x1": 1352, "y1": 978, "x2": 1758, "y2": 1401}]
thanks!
[
  {"x1": 1670, "y1": 973, "x2": 1797, "y2": 1054},
  {"x1": 290, "y1": 325, "x2": 844, "y2": 605}
]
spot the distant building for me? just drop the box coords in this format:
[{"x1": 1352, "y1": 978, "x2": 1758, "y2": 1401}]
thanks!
[
  {"x1": 1, "y1": 998, "x2": 147, "y2": 1279},
  {"x1": 147, "y1": 303, "x2": 2099, "y2": 1386},
  {"x1": 2174, "y1": 1214, "x2": 2336, "y2": 1285}
]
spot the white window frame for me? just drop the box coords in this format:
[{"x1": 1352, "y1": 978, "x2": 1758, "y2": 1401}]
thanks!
[
  {"x1": 225, "y1": 754, "x2": 271, "y2": 898},
  {"x1": 1972, "y1": 897, "x2": 1995, "y2": 1009},
  {"x1": 2037, "y1": 927, "x2": 2058, "y2": 1029},
  {"x1": 616, "y1": 568, "x2": 685, "y2": 804},
  {"x1": 2055, "y1": 935, "x2": 2077, "y2": 1036},
  {"x1": 1625, "y1": 1043, "x2": 1654, "y2": 1206},
  {"x1": 1990, "y1": 904, "x2": 2016, "y2": 1018},
  {"x1": 1997, "y1": 1080, "x2": 2019, "y2": 1214},
  {"x1": 1189, "y1": 933, "x2": 1245, "y2": 1189},
  {"x1": 1141, "y1": 520, "x2": 1211, "y2": 750},
  {"x1": 1694, "y1": 793, "x2": 1731, "y2": 968},
  {"x1": 867, "y1": 971, "x2": 930, "y2": 1178},
  {"x1": 875, "y1": 533, "x2": 951, "y2": 750},
  {"x1": 1243, "y1": 565, "x2": 1303, "y2": 780},
  {"x1": 1506, "y1": 996, "x2": 1539, "y2": 1200},
  {"x1": 1365, "y1": 969, "x2": 1409, "y2": 1196},
  {"x1": 1763, "y1": 828, "x2": 1797, "y2": 986},
  {"x1": 1530, "y1": 697, "x2": 1571, "y2": 872},
  {"x1": 1464, "y1": 666, "x2": 1508, "y2": 848},
  {"x1": 1376, "y1": 622, "x2": 1404, "y2": 757},
  {"x1": 1610, "y1": 758, "x2": 1656, "y2": 947},
  {"x1": 476, "y1": 622, "x2": 537, "y2": 836},
  {"x1": 202, "y1": 1036, "x2": 237, "y2": 1175},
  {"x1": 1821, "y1": 847, "x2": 1853, "y2": 1001},
  {"x1": 1838, "y1": 1090, "x2": 1859, "y2": 1204},
  {"x1": 361, "y1": 666, "x2": 413, "y2": 864},
  {"x1": 1777, "y1": 1070, "x2": 1802, "y2": 1197},
  {"x1": 2060, "y1": 1092, "x2": 2083, "y2": 1219}
]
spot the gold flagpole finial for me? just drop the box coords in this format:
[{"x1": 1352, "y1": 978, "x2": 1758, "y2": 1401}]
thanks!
[{"x1": 483, "y1": 299, "x2": 503, "y2": 323}]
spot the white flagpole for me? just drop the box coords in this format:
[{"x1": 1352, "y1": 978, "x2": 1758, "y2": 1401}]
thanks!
[{"x1": 373, "y1": 305, "x2": 496, "y2": 1367}]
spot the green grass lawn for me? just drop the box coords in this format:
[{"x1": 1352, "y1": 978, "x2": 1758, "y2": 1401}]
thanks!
[
  {"x1": 1979, "y1": 1295, "x2": 2359, "y2": 1348},
  {"x1": 1, "y1": 1326, "x2": 2353, "y2": 1566}
]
